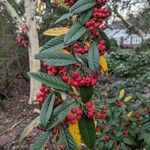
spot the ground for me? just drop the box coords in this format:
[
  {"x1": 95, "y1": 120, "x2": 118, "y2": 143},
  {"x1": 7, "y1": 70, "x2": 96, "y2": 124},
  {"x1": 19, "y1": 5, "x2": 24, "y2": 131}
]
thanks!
[{"x1": 0, "y1": 79, "x2": 40, "y2": 150}]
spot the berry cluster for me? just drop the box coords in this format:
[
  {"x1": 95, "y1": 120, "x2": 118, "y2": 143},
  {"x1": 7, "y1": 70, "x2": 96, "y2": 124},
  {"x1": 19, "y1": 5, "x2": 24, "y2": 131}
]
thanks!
[
  {"x1": 46, "y1": 65, "x2": 67, "y2": 76},
  {"x1": 115, "y1": 101, "x2": 124, "y2": 107},
  {"x1": 62, "y1": 71, "x2": 97, "y2": 87},
  {"x1": 64, "y1": 0, "x2": 77, "y2": 6},
  {"x1": 85, "y1": 102, "x2": 96, "y2": 118},
  {"x1": 123, "y1": 130, "x2": 129, "y2": 137},
  {"x1": 16, "y1": 34, "x2": 28, "y2": 47},
  {"x1": 36, "y1": 86, "x2": 49, "y2": 103},
  {"x1": 96, "y1": 106, "x2": 108, "y2": 119},
  {"x1": 73, "y1": 42, "x2": 89, "y2": 54},
  {"x1": 85, "y1": 0, "x2": 110, "y2": 37},
  {"x1": 16, "y1": 24, "x2": 29, "y2": 47},
  {"x1": 133, "y1": 114, "x2": 141, "y2": 122},
  {"x1": 98, "y1": 40, "x2": 107, "y2": 55},
  {"x1": 67, "y1": 107, "x2": 83, "y2": 124}
]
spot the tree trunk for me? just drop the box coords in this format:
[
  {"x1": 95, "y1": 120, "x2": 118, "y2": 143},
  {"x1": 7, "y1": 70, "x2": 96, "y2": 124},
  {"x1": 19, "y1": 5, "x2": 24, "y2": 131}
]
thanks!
[{"x1": 24, "y1": 0, "x2": 41, "y2": 104}]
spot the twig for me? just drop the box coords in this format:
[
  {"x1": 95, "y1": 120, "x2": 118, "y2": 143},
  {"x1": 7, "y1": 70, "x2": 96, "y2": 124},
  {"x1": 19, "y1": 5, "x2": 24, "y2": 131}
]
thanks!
[{"x1": 0, "y1": 119, "x2": 24, "y2": 136}]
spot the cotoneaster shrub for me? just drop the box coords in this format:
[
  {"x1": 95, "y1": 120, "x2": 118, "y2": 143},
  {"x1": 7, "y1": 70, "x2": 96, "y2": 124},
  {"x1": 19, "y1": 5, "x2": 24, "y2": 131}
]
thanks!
[{"x1": 19, "y1": 0, "x2": 111, "y2": 149}]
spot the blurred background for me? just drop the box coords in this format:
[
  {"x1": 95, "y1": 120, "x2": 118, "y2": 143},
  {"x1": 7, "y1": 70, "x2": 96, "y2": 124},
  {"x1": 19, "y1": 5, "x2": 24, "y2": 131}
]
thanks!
[{"x1": 0, "y1": 0, "x2": 149, "y2": 149}]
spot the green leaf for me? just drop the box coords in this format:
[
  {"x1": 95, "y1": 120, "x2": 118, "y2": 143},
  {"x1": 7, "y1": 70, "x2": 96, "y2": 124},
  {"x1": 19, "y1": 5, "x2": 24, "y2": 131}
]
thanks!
[
  {"x1": 35, "y1": 51, "x2": 77, "y2": 66},
  {"x1": 122, "y1": 138, "x2": 136, "y2": 146},
  {"x1": 78, "y1": 8, "x2": 93, "y2": 25},
  {"x1": 28, "y1": 72, "x2": 70, "y2": 91},
  {"x1": 30, "y1": 131, "x2": 51, "y2": 150},
  {"x1": 64, "y1": 22, "x2": 87, "y2": 45},
  {"x1": 40, "y1": 35, "x2": 65, "y2": 52},
  {"x1": 78, "y1": 115, "x2": 96, "y2": 149},
  {"x1": 69, "y1": 0, "x2": 96, "y2": 15},
  {"x1": 47, "y1": 100, "x2": 78, "y2": 130},
  {"x1": 55, "y1": 13, "x2": 73, "y2": 24},
  {"x1": 40, "y1": 93, "x2": 55, "y2": 128},
  {"x1": 19, "y1": 117, "x2": 39, "y2": 148},
  {"x1": 142, "y1": 121, "x2": 150, "y2": 130},
  {"x1": 87, "y1": 43, "x2": 99, "y2": 71},
  {"x1": 121, "y1": 143, "x2": 128, "y2": 150},
  {"x1": 59, "y1": 126, "x2": 78, "y2": 150},
  {"x1": 79, "y1": 86, "x2": 93, "y2": 103}
]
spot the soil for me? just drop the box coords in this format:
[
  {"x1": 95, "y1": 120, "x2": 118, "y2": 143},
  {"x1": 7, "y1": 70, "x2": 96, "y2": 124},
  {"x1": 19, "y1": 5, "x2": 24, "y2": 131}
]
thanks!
[{"x1": 0, "y1": 79, "x2": 40, "y2": 150}]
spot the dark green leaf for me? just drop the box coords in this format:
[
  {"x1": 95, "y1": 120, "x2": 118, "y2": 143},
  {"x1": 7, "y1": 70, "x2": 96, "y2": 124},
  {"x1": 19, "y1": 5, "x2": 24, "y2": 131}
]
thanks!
[
  {"x1": 40, "y1": 93, "x2": 55, "y2": 128},
  {"x1": 142, "y1": 121, "x2": 150, "y2": 130},
  {"x1": 55, "y1": 13, "x2": 73, "y2": 24},
  {"x1": 35, "y1": 51, "x2": 77, "y2": 66},
  {"x1": 30, "y1": 131, "x2": 51, "y2": 150},
  {"x1": 87, "y1": 43, "x2": 99, "y2": 71},
  {"x1": 47, "y1": 100, "x2": 78, "y2": 130},
  {"x1": 59, "y1": 126, "x2": 78, "y2": 150},
  {"x1": 64, "y1": 22, "x2": 87, "y2": 45},
  {"x1": 122, "y1": 138, "x2": 136, "y2": 146},
  {"x1": 121, "y1": 143, "x2": 128, "y2": 150},
  {"x1": 79, "y1": 86, "x2": 93, "y2": 103},
  {"x1": 99, "y1": 29, "x2": 110, "y2": 50},
  {"x1": 19, "y1": 117, "x2": 39, "y2": 148},
  {"x1": 69, "y1": 0, "x2": 96, "y2": 15},
  {"x1": 78, "y1": 115, "x2": 96, "y2": 149},
  {"x1": 78, "y1": 8, "x2": 93, "y2": 25},
  {"x1": 28, "y1": 72, "x2": 70, "y2": 91},
  {"x1": 40, "y1": 35, "x2": 65, "y2": 52}
]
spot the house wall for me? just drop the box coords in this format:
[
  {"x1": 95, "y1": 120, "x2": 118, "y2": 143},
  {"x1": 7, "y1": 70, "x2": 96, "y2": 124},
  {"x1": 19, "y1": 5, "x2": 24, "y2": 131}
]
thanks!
[{"x1": 105, "y1": 28, "x2": 150, "y2": 48}]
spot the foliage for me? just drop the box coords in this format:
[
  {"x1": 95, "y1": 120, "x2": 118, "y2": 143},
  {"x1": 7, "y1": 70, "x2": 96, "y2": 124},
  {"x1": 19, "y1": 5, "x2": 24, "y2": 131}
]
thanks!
[
  {"x1": 20, "y1": 0, "x2": 111, "y2": 149},
  {"x1": 95, "y1": 90, "x2": 150, "y2": 150},
  {"x1": 96, "y1": 48, "x2": 150, "y2": 98}
]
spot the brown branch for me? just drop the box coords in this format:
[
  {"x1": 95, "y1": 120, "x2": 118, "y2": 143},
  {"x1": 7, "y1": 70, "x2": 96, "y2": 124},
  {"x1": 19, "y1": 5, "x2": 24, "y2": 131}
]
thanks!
[{"x1": 113, "y1": 5, "x2": 146, "y2": 41}]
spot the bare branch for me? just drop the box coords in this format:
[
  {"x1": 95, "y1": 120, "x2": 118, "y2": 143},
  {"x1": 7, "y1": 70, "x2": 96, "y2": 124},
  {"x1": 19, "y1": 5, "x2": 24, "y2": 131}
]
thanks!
[{"x1": 113, "y1": 5, "x2": 146, "y2": 41}]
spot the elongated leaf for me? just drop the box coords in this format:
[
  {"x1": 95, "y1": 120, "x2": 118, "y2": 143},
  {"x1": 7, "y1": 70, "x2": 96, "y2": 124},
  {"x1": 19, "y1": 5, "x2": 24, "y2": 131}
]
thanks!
[
  {"x1": 79, "y1": 86, "x2": 93, "y2": 103},
  {"x1": 40, "y1": 35, "x2": 65, "y2": 52},
  {"x1": 122, "y1": 138, "x2": 136, "y2": 146},
  {"x1": 78, "y1": 115, "x2": 96, "y2": 149},
  {"x1": 28, "y1": 72, "x2": 70, "y2": 91},
  {"x1": 55, "y1": 13, "x2": 73, "y2": 24},
  {"x1": 59, "y1": 126, "x2": 78, "y2": 150},
  {"x1": 78, "y1": 8, "x2": 93, "y2": 25},
  {"x1": 99, "y1": 29, "x2": 110, "y2": 50},
  {"x1": 40, "y1": 93, "x2": 55, "y2": 128},
  {"x1": 64, "y1": 22, "x2": 87, "y2": 45},
  {"x1": 47, "y1": 100, "x2": 78, "y2": 130},
  {"x1": 35, "y1": 51, "x2": 77, "y2": 66},
  {"x1": 69, "y1": 0, "x2": 96, "y2": 15},
  {"x1": 88, "y1": 43, "x2": 99, "y2": 71},
  {"x1": 30, "y1": 131, "x2": 51, "y2": 150},
  {"x1": 43, "y1": 27, "x2": 69, "y2": 36},
  {"x1": 19, "y1": 117, "x2": 39, "y2": 147}
]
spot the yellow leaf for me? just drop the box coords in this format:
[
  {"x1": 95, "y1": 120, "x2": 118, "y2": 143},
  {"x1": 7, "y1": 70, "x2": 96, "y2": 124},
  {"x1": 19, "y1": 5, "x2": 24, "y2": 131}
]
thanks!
[
  {"x1": 124, "y1": 96, "x2": 132, "y2": 102},
  {"x1": 59, "y1": 49, "x2": 71, "y2": 54},
  {"x1": 54, "y1": 0, "x2": 69, "y2": 9},
  {"x1": 127, "y1": 111, "x2": 133, "y2": 117},
  {"x1": 119, "y1": 89, "x2": 125, "y2": 99},
  {"x1": 43, "y1": 27, "x2": 69, "y2": 36},
  {"x1": 99, "y1": 56, "x2": 108, "y2": 75},
  {"x1": 71, "y1": 86, "x2": 78, "y2": 95},
  {"x1": 69, "y1": 122, "x2": 82, "y2": 148}
]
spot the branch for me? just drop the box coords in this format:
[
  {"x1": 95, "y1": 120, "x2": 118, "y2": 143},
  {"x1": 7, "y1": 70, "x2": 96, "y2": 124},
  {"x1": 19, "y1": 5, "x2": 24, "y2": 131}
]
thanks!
[
  {"x1": 0, "y1": 0, "x2": 24, "y2": 26},
  {"x1": 113, "y1": 6, "x2": 146, "y2": 41}
]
